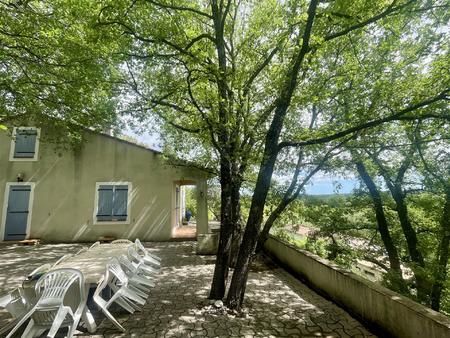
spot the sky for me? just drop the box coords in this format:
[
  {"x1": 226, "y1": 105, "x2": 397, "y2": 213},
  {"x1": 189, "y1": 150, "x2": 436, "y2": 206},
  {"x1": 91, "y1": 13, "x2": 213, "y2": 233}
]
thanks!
[
  {"x1": 304, "y1": 177, "x2": 358, "y2": 195},
  {"x1": 125, "y1": 130, "x2": 358, "y2": 195}
]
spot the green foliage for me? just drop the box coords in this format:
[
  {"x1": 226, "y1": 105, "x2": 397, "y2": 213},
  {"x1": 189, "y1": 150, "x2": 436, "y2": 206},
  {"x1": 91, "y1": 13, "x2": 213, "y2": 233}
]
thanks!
[
  {"x1": 0, "y1": 0, "x2": 121, "y2": 144},
  {"x1": 185, "y1": 186, "x2": 197, "y2": 218}
]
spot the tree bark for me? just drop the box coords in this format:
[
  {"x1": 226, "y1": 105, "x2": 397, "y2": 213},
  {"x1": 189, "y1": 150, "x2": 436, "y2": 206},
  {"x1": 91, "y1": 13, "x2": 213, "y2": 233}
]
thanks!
[
  {"x1": 370, "y1": 151, "x2": 429, "y2": 302},
  {"x1": 355, "y1": 161, "x2": 407, "y2": 293},
  {"x1": 430, "y1": 187, "x2": 450, "y2": 311},
  {"x1": 228, "y1": 170, "x2": 243, "y2": 268},
  {"x1": 209, "y1": 156, "x2": 234, "y2": 299},
  {"x1": 388, "y1": 185, "x2": 429, "y2": 302},
  {"x1": 208, "y1": 0, "x2": 235, "y2": 300}
]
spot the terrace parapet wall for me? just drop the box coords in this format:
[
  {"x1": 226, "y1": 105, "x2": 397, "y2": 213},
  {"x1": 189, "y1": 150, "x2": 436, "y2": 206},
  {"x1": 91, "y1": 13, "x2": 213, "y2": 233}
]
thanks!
[{"x1": 263, "y1": 235, "x2": 450, "y2": 338}]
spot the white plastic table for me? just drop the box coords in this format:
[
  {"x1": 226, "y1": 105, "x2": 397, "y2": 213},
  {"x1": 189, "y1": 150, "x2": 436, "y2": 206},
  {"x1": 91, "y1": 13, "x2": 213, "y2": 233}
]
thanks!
[
  {"x1": 50, "y1": 243, "x2": 131, "y2": 333},
  {"x1": 54, "y1": 243, "x2": 130, "y2": 284}
]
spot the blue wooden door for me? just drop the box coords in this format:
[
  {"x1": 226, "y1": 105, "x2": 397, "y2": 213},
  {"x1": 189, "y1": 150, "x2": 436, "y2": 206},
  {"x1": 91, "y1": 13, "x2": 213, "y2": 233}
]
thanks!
[{"x1": 4, "y1": 185, "x2": 31, "y2": 240}]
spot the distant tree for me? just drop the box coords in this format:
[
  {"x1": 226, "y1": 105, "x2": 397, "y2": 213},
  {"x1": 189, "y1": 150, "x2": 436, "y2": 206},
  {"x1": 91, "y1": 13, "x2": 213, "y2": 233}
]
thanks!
[{"x1": 349, "y1": 118, "x2": 449, "y2": 309}]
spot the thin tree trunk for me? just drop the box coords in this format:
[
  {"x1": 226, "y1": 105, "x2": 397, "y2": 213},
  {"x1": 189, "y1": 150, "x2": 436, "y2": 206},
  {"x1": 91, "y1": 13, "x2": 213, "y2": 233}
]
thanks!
[
  {"x1": 369, "y1": 152, "x2": 429, "y2": 302},
  {"x1": 430, "y1": 187, "x2": 450, "y2": 311},
  {"x1": 256, "y1": 146, "x2": 336, "y2": 252},
  {"x1": 355, "y1": 161, "x2": 407, "y2": 293},
  {"x1": 389, "y1": 186, "x2": 429, "y2": 302}
]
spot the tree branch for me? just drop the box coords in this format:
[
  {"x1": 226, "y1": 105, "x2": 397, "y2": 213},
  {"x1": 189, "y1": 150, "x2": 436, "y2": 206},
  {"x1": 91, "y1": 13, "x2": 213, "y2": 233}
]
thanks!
[
  {"x1": 324, "y1": 0, "x2": 416, "y2": 42},
  {"x1": 279, "y1": 89, "x2": 449, "y2": 149},
  {"x1": 143, "y1": 0, "x2": 212, "y2": 19}
]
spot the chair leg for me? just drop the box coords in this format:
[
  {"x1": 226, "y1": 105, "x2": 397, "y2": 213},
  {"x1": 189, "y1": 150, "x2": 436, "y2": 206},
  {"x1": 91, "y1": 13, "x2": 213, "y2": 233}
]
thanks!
[
  {"x1": 5, "y1": 309, "x2": 34, "y2": 338},
  {"x1": 81, "y1": 306, "x2": 97, "y2": 333},
  {"x1": 114, "y1": 297, "x2": 136, "y2": 314},
  {"x1": 47, "y1": 306, "x2": 70, "y2": 338},
  {"x1": 21, "y1": 319, "x2": 37, "y2": 338},
  {"x1": 101, "y1": 307, "x2": 126, "y2": 332}
]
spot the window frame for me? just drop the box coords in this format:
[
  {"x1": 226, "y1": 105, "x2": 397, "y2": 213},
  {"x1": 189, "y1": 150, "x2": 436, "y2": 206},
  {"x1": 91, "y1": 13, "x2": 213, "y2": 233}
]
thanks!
[
  {"x1": 93, "y1": 182, "x2": 132, "y2": 225},
  {"x1": 9, "y1": 127, "x2": 40, "y2": 162}
]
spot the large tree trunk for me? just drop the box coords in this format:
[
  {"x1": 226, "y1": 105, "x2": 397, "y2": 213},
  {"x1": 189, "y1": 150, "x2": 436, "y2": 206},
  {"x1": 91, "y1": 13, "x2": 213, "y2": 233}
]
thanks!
[
  {"x1": 209, "y1": 156, "x2": 234, "y2": 299},
  {"x1": 209, "y1": 0, "x2": 233, "y2": 300},
  {"x1": 430, "y1": 187, "x2": 450, "y2": 311},
  {"x1": 355, "y1": 161, "x2": 407, "y2": 293},
  {"x1": 225, "y1": 102, "x2": 286, "y2": 309},
  {"x1": 209, "y1": 158, "x2": 243, "y2": 299}
]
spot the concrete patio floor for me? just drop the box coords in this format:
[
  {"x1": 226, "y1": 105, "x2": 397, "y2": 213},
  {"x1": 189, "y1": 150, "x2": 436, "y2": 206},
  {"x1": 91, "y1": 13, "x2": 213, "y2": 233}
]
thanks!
[{"x1": 0, "y1": 242, "x2": 376, "y2": 337}]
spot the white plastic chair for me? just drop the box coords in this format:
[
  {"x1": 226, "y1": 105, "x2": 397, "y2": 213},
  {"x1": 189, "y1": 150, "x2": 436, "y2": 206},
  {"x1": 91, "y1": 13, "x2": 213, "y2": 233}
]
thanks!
[
  {"x1": 127, "y1": 246, "x2": 158, "y2": 276},
  {"x1": 93, "y1": 259, "x2": 147, "y2": 332},
  {"x1": 111, "y1": 239, "x2": 132, "y2": 244},
  {"x1": 89, "y1": 241, "x2": 100, "y2": 250},
  {"x1": 0, "y1": 288, "x2": 29, "y2": 335},
  {"x1": 118, "y1": 254, "x2": 155, "y2": 292},
  {"x1": 135, "y1": 239, "x2": 161, "y2": 266},
  {"x1": 0, "y1": 288, "x2": 28, "y2": 317},
  {"x1": 6, "y1": 268, "x2": 86, "y2": 338}
]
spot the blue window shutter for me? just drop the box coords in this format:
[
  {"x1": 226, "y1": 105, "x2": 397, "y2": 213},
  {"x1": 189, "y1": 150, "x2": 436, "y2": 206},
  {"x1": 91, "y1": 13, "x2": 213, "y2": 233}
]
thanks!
[
  {"x1": 14, "y1": 129, "x2": 37, "y2": 158},
  {"x1": 113, "y1": 185, "x2": 128, "y2": 221},
  {"x1": 97, "y1": 185, "x2": 113, "y2": 221}
]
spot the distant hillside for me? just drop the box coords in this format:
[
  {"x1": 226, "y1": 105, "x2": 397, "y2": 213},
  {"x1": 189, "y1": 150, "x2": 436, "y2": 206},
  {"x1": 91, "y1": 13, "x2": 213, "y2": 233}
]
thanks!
[{"x1": 299, "y1": 193, "x2": 352, "y2": 206}]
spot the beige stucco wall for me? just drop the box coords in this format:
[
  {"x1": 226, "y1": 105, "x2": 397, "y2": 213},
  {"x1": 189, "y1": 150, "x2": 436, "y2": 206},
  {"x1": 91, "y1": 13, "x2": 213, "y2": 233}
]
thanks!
[
  {"x1": 0, "y1": 128, "x2": 209, "y2": 242},
  {"x1": 264, "y1": 236, "x2": 450, "y2": 338}
]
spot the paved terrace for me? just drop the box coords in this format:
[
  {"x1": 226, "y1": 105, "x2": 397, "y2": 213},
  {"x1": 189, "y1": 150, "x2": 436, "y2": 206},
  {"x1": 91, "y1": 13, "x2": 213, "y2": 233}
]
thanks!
[{"x1": 0, "y1": 242, "x2": 376, "y2": 337}]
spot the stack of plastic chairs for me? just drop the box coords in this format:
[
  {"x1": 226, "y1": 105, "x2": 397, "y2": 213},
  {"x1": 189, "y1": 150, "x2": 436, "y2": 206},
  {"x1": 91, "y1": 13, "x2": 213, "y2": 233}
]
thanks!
[
  {"x1": 117, "y1": 254, "x2": 155, "y2": 292},
  {"x1": 127, "y1": 246, "x2": 158, "y2": 276},
  {"x1": 135, "y1": 239, "x2": 161, "y2": 268},
  {"x1": 6, "y1": 268, "x2": 86, "y2": 338},
  {"x1": 93, "y1": 258, "x2": 149, "y2": 332}
]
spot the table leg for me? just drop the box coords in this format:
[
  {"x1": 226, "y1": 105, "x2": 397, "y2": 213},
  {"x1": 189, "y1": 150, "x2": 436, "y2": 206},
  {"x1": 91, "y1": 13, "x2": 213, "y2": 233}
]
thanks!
[{"x1": 82, "y1": 305, "x2": 97, "y2": 333}]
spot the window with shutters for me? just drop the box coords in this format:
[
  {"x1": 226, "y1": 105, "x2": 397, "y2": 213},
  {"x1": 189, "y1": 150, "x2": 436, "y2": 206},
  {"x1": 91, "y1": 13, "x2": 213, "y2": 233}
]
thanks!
[
  {"x1": 9, "y1": 127, "x2": 40, "y2": 161},
  {"x1": 94, "y1": 182, "x2": 131, "y2": 224}
]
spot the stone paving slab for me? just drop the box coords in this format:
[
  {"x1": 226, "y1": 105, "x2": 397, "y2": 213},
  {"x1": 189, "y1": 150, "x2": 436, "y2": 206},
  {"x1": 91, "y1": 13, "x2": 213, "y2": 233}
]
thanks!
[{"x1": 0, "y1": 242, "x2": 376, "y2": 337}]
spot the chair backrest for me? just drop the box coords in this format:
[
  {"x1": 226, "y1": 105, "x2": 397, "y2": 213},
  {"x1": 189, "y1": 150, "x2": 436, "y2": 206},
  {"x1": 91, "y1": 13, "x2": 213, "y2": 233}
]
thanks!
[
  {"x1": 112, "y1": 239, "x2": 132, "y2": 244},
  {"x1": 107, "y1": 258, "x2": 129, "y2": 285},
  {"x1": 35, "y1": 268, "x2": 84, "y2": 306},
  {"x1": 127, "y1": 245, "x2": 143, "y2": 264},
  {"x1": 52, "y1": 254, "x2": 73, "y2": 267},
  {"x1": 76, "y1": 247, "x2": 88, "y2": 255},
  {"x1": 135, "y1": 238, "x2": 146, "y2": 254},
  {"x1": 27, "y1": 263, "x2": 52, "y2": 280},
  {"x1": 135, "y1": 239, "x2": 161, "y2": 262},
  {"x1": 89, "y1": 241, "x2": 100, "y2": 250},
  {"x1": 118, "y1": 254, "x2": 137, "y2": 275}
]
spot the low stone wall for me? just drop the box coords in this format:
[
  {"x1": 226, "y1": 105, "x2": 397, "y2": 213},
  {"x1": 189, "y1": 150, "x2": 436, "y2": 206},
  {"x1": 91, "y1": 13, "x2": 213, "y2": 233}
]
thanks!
[{"x1": 264, "y1": 235, "x2": 450, "y2": 338}]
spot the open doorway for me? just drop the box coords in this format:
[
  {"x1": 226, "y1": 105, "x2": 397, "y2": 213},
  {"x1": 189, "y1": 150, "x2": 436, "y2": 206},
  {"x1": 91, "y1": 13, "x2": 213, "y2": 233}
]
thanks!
[{"x1": 173, "y1": 182, "x2": 197, "y2": 240}]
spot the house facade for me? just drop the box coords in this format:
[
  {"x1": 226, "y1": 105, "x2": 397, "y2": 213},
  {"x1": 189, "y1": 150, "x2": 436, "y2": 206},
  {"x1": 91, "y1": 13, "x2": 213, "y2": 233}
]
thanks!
[{"x1": 0, "y1": 126, "x2": 211, "y2": 245}]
